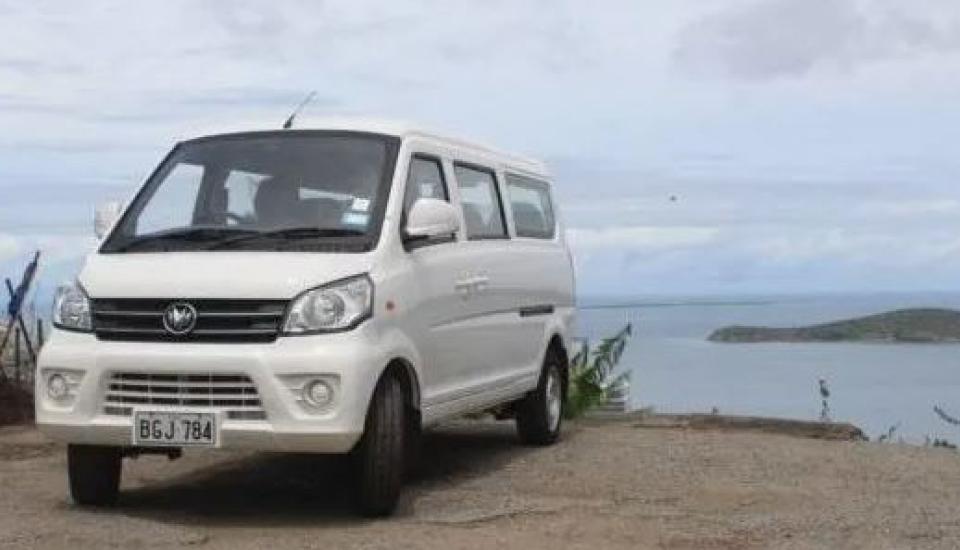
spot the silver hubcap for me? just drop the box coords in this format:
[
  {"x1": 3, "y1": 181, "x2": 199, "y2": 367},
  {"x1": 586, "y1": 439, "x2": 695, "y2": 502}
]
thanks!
[{"x1": 545, "y1": 367, "x2": 561, "y2": 432}]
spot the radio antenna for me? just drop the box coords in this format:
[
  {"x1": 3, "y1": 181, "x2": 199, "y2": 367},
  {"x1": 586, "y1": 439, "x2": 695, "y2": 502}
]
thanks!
[{"x1": 282, "y1": 91, "x2": 317, "y2": 129}]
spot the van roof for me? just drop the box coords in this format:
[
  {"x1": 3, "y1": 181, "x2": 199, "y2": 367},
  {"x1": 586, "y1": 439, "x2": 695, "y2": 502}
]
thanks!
[{"x1": 184, "y1": 116, "x2": 549, "y2": 177}]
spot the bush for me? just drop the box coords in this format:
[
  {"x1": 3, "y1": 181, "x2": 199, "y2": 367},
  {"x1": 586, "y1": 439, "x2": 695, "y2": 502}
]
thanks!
[{"x1": 565, "y1": 323, "x2": 632, "y2": 418}]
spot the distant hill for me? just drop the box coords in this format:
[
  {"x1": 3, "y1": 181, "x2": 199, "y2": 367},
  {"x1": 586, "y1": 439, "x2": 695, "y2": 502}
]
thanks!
[{"x1": 708, "y1": 308, "x2": 960, "y2": 343}]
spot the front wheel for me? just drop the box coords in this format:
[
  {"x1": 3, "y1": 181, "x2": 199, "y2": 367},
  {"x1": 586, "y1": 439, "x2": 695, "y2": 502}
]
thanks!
[
  {"x1": 68, "y1": 444, "x2": 122, "y2": 506},
  {"x1": 516, "y1": 352, "x2": 564, "y2": 445},
  {"x1": 354, "y1": 373, "x2": 406, "y2": 516}
]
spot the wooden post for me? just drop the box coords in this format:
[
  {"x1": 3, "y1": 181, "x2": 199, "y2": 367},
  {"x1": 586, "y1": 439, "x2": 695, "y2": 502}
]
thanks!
[
  {"x1": 13, "y1": 326, "x2": 21, "y2": 386},
  {"x1": 37, "y1": 318, "x2": 44, "y2": 349},
  {"x1": 0, "y1": 318, "x2": 15, "y2": 383},
  {"x1": 0, "y1": 326, "x2": 5, "y2": 384}
]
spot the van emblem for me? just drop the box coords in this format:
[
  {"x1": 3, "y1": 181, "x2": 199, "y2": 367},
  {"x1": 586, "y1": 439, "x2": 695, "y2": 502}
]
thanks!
[{"x1": 162, "y1": 302, "x2": 197, "y2": 335}]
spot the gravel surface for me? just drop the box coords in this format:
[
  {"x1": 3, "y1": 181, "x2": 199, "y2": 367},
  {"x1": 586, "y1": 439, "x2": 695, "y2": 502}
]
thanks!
[{"x1": 1, "y1": 419, "x2": 959, "y2": 549}]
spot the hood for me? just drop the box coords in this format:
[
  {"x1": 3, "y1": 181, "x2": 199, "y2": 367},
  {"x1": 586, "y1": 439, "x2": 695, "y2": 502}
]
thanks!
[{"x1": 79, "y1": 251, "x2": 374, "y2": 299}]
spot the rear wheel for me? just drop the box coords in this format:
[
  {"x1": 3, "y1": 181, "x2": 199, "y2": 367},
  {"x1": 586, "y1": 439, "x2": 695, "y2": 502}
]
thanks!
[
  {"x1": 68, "y1": 444, "x2": 122, "y2": 506},
  {"x1": 516, "y1": 350, "x2": 564, "y2": 445},
  {"x1": 355, "y1": 373, "x2": 406, "y2": 516}
]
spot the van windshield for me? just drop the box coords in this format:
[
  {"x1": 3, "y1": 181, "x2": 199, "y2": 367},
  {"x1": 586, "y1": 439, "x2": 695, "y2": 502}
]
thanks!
[{"x1": 101, "y1": 132, "x2": 399, "y2": 253}]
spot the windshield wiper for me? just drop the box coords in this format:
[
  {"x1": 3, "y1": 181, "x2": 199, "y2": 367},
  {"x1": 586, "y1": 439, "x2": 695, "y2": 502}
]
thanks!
[
  {"x1": 205, "y1": 227, "x2": 367, "y2": 250},
  {"x1": 112, "y1": 227, "x2": 258, "y2": 252}
]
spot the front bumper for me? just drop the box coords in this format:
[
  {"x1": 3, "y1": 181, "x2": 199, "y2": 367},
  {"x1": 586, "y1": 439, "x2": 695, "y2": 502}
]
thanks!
[{"x1": 35, "y1": 326, "x2": 389, "y2": 454}]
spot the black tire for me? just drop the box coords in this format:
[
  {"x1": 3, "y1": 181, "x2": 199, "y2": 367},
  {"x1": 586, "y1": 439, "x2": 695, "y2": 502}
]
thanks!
[
  {"x1": 516, "y1": 350, "x2": 564, "y2": 446},
  {"x1": 68, "y1": 444, "x2": 122, "y2": 506},
  {"x1": 404, "y1": 408, "x2": 422, "y2": 480},
  {"x1": 355, "y1": 373, "x2": 406, "y2": 517}
]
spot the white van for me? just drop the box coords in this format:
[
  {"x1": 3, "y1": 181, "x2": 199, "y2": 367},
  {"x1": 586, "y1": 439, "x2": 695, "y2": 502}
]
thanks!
[{"x1": 36, "y1": 120, "x2": 576, "y2": 515}]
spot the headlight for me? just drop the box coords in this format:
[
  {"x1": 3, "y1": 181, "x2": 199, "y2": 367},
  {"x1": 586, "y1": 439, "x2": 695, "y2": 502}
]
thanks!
[
  {"x1": 52, "y1": 281, "x2": 92, "y2": 332},
  {"x1": 283, "y1": 274, "x2": 373, "y2": 334},
  {"x1": 303, "y1": 379, "x2": 335, "y2": 408},
  {"x1": 47, "y1": 373, "x2": 70, "y2": 400},
  {"x1": 40, "y1": 368, "x2": 84, "y2": 405}
]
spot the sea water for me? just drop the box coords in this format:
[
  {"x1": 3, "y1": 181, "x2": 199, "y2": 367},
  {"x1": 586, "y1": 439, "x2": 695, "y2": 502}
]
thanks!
[{"x1": 577, "y1": 292, "x2": 960, "y2": 443}]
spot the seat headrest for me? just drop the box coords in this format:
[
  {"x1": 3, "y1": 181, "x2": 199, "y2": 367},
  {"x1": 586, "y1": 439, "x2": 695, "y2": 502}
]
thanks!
[
  {"x1": 253, "y1": 177, "x2": 300, "y2": 228},
  {"x1": 462, "y1": 203, "x2": 485, "y2": 236},
  {"x1": 512, "y1": 202, "x2": 546, "y2": 235}
]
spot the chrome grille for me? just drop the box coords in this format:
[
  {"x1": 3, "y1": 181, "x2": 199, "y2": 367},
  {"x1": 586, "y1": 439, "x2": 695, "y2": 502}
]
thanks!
[
  {"x1": 92, "y1": 298, "x2": 287, "y2": 343},
  {"x1": 103, "y1": 372, "x2": 266, "y2": 420}
]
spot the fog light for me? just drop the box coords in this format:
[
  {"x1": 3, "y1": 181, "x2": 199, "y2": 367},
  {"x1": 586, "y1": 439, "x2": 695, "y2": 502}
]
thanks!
[
  {"x1": 303, "y1": 379, "x2": 334, "y2": 408},
  {"x1": 47, "y1": 373, "x2": 70, "y2": 400}
]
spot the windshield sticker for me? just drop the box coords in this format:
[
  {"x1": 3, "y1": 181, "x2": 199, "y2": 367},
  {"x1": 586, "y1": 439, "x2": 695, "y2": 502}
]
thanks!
[
  {"x1": 351, "y1": 197, "x2": 371, "y2": 212},
  {"x1": 342, "y1": 212, "x2": 369, "y2": 227}
]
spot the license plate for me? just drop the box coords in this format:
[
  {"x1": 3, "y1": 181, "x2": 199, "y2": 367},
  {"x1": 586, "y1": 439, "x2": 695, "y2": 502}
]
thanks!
[{"x1": 133, "y1": 411, "x2": 219, "y2": 447}]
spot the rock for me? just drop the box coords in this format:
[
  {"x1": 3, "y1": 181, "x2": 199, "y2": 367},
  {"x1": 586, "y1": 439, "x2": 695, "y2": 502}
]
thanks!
[{"x1": 632, "y1": 413, "x2": 868, "y2": 441}]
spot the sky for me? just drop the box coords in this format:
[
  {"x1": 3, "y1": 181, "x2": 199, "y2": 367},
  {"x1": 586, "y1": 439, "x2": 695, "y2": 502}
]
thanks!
[{"x1": 3, "y1": 0, "x2": 960, "y2": 304}]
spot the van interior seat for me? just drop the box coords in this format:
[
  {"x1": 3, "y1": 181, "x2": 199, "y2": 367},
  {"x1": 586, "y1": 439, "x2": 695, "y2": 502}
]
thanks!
[
  {"x1": 254, "y1": 178, "x2": 346, "y2": 228},
  {"x1": 254, "y1": 176, "x2": 299, "y2": 228},
  {"x1": 512, "y1": 202, "x2": 546, "y2": 235},
  {"x1": 462, "y1": 203, "x2": 486, "y2": 236}
]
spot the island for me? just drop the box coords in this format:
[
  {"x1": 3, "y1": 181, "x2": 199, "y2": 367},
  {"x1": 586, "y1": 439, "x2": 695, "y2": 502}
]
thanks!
[{"x1": 708, "y1": 308, "x2": 960, "y2": 343}]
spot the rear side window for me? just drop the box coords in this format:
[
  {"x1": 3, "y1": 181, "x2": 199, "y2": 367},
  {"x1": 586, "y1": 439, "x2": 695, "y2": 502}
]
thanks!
[
  {"x1": 403, "y1": 156, "x2": 449, "y2": 216},
  {"x1": 505, "y1": 174, "x2": 555, "y2": 239},
  {"x1": 454, "y1": 164, "x2": 507, "y2": 240}
]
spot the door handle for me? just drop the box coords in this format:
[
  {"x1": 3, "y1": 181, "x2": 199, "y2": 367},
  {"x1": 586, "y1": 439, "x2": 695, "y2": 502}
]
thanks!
[
  {"x1": 471, "y1": 276, "x2": 489, "y2": 293},
  {"x1": 454, "y1": 276, "x2": 489, "y2": 295},
  {"x1": 454, "y1": 278, "x2": 474, "y2": 296}
]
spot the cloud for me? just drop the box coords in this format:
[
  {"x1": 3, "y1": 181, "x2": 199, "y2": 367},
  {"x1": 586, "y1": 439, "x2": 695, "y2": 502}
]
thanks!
[
  {"x1": 32, "y1": 234, "x2": 99, "y2": 264},
  {"x1": 673, "y1": 0, "x2": 960, "y2": 80},
  {"x1": 0, "y1": 92, "x2": 75, "y2": 115},
  {"x1": 170, "y1": 87, "x2": 331, "y2": 109},
  {"x1": 0, "y1": 56, "x2": 79, "y2": 77},
  {"x1": 566, "y1": 226, "x2": 719, "y2": 252},
  {"x1": 569, "y1": 224, "x2": 960, "y2": 295},
  {"x1": 204, "y1": 0, "x2": 289, "y2": 35},
  {"x1": 0, "y1": 233, "x2": 95, "y2": 308},
  {"x1": 0, "y1": 233, "x2": 96, "y2": 266},
  {"x1": 854, "y1": 198, "x2": 960, "y2": 218},
  {"x1": 4, "y1": 1, "x2": 960, "y2": 296},
  {"x1": 0, "y1": 233, "x2": 20, "y2": 263},
  {"x1": 742, "y1": 227, "x2": 960, "y2": 267}
]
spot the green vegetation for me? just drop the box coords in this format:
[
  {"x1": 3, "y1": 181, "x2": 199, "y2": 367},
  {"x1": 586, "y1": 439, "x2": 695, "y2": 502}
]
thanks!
[
  {"x1": 926, "y1": 437, "x2": 957, "y2": 449},
  {"x1": 922, "y1": 406, "x2": 958, "y2": 450},
  {"x1": 877, "y1": 424, "x2": 900, "y2": 443},
  {"x1": 565, "y1": 323, "x2": 632, "y2": 418},
  {"x1": 708, "y1": 308, "x2": 960, "y2": 343}
]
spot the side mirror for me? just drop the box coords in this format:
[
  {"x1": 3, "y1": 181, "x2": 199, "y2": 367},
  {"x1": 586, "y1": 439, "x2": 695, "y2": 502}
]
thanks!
[
  {"x1": 404, "y1": 198, "x2": 460, "y2": 241},
  {"x1": 94, "y1": 201, "x2": 123, "y2": 239}
]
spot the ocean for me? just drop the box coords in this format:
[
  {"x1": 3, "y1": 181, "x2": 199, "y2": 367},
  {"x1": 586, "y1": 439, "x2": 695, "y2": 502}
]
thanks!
[{"x1": 577, "y1": 292, "x2": 960, "y2": 443}]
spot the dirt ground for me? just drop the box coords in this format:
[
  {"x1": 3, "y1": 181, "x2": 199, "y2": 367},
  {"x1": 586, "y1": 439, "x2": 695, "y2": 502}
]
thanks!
[
  {"x1": 1, "y1": 418, "x2": 959, "y2": 550},
  {"x1": 0, "y1": 384, "x2": 33, "y2": 426}
]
